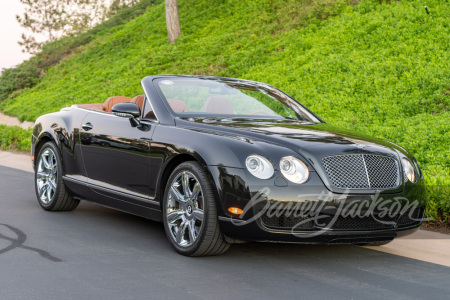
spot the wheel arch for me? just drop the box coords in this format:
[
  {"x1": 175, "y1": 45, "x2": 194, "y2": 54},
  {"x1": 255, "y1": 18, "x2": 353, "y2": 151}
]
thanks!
[
  {"x1": 156, "y1": 153, "x2": 221, "y2": 211},
  {"x1": 34, "y1": 133, "x2": 59, "y2": 160}
]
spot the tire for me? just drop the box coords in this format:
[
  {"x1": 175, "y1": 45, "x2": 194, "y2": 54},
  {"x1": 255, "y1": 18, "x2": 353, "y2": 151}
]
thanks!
[
  {"x1": 162, "y1": 161, "x2": 230, "y2": 256},
  {"x1": 357, "y1": 240, "x2": 392, "y2": 246},
  {"x1": 35, "y1": 141, "x2": 80, "y2": 211}
]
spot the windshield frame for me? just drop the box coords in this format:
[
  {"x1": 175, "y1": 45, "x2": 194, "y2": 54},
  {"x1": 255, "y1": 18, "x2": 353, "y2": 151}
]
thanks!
[{"x1": 152, "y1": 76, "x2": 324, "y2": 123}]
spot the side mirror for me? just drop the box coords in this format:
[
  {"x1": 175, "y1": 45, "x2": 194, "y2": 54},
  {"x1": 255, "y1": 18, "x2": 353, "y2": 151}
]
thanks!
[{"x1": 112, "y1": 103, "x2": 141, "y2": 127}]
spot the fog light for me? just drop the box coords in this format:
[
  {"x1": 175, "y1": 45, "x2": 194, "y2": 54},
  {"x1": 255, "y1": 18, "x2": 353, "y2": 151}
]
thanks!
[{"x1": 228, "y1": 207, "x2": 243, "y2": 215}]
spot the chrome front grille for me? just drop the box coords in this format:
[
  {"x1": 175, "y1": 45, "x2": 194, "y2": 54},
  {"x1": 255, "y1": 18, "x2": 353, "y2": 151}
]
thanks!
[{"x1": 322, "y1": 154, "x2": 399, "y2": 189}]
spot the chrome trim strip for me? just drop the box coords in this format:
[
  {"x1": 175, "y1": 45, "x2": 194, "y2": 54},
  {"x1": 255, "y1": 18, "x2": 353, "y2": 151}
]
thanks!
[
  {"x1": 63, "y1": 175, "x2": 158, "y2": 205},
  {"x1": 62, "y1": 175, "x2": 87, "y2": 183},
  {"x1": 140, "y1": 119, "x2": 159, "y2": 125},
  {"x1": 218, "y1": 216, "x2": 250, "y2": 225},
  {"x1": 361, "y1": 154, "x2": 371, "y2": 189},
  {"x1": 91, "y1": 184, "x2": 158, "y2": 205},
  {"x1": 73, "y1": 106, "x2": 119, "y2": 118},
  {"x1": 74, "y1": 105, "x2": 159, "y2": 124}
]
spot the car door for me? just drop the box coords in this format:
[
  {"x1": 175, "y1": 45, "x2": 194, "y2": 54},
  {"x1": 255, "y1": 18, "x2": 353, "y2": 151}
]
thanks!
[{"x1": 79, "y1": 111, "x2": 155, "y2": 203}]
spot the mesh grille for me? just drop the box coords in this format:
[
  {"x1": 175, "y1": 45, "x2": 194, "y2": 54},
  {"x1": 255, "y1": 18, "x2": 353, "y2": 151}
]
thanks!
[
  {"x1": 397, "y1": 208, "x2": 424, "y2": 227},
  {"x1": 364, "y1": 155, "x2": 400, "y2": 189},
  {"x1": 261, "y1": 214, "x2": 314, "y2": 230},
  {"x1": 259, "y1": 205, "x2": 424, "y2": 232},
  {"x1": 327, "y1": 237, "x2": 394, "y2": 245},
  {"x1": 261, "y1": 213, "x2": 397, "y2": 231},
  {"x1": 318, "y1": 213, "x2": 397, "y2": 230},
  {"x1": 322, "y1": 154, "x2": 399, "y2": 189}
]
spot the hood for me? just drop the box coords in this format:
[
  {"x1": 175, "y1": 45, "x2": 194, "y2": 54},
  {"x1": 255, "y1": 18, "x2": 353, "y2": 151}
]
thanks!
[{"x1": 178, "y1": 118, "x2": 400, "y2": 162}]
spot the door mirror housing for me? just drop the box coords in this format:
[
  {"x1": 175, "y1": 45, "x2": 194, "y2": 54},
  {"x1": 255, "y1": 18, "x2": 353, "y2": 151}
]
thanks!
[
  {"x1": 112, "y1": 103, "x2": 141, "y2": 127},
  {"x1": 112, "y1": 102, "x2": 141, "y2": 118}
]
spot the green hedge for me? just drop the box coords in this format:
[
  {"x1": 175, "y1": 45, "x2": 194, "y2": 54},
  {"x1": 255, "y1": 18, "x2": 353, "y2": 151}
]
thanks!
[{"x1": 0, "y1": 125, "x2": 32, "y2": 152}]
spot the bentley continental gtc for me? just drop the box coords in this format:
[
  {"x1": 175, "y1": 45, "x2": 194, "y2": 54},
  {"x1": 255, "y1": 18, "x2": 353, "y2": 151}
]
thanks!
[{"x1": 32, "y1": 75, "x2": 425, "y2": 256}]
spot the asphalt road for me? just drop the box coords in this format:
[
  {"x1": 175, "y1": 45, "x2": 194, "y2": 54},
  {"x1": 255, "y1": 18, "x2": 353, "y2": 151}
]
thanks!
[{"x1": 1, "y1": 165, "x2": 449, "y2": 300}]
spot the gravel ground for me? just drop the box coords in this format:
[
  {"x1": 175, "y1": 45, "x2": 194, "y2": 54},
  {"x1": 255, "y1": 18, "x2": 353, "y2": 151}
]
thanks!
[{"x1": 422, "y1": 221, "x2": 450, "y2": 235}]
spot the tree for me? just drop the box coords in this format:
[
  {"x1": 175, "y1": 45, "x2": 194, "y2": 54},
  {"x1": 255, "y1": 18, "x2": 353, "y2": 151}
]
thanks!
[
  {"x1": 165, "y1": 0, "x2": 181, "y2": 44},
  {"x1": 66, "y1": 0, "x2": 140, "y2": 34},
  {"x1": 64, "y1": 0, "x2": 108, "y2": 35},
  {"x1": 16, "y1": 0, "x2": 141, "y2": 54},
  {"x1": 16, "y1": 0, "x2": 66, "y2": 53},
  {"x1": 107, "y1": 0, "x2": 140, "y2": 18}
]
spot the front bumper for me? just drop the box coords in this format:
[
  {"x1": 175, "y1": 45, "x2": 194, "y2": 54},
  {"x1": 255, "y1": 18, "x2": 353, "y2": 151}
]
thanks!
[
  {"x1": 218, "y1": 216, "x2": 421, "y2": 244},
  {"x1": 208, "y1": 166, "x2": 425, "y2": 244}
]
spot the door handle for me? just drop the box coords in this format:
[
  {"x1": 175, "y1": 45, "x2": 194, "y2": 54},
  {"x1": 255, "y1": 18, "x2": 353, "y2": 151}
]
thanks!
[{"x1": 82, "y1": 122, "x2": 93, "y2": 131}]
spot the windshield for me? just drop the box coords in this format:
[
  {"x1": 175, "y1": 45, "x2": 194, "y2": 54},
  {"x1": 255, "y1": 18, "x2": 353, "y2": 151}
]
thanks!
[{"x1": 155, "y1": 78, "x2": 320, "y2": 122}]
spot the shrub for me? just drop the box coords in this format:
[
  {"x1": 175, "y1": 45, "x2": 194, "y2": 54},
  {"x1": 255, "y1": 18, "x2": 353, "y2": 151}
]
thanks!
[{"x1": 0, "y1": 125, "x2": 32, "y2": 152}]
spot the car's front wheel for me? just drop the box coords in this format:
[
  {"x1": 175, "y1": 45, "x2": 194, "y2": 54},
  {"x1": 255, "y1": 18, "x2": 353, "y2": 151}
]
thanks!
[
  {"x1": 162, "y1": 161, "x2": 230, "y2": 256},
  {"x1": 35, "y1": 141, "x2": 80, "y2": 211}
]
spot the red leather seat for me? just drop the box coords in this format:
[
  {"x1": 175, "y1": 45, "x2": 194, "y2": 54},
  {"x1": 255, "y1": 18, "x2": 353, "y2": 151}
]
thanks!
[{"x1": 167, "y1": 99, "x2": 188, "y2": 113}]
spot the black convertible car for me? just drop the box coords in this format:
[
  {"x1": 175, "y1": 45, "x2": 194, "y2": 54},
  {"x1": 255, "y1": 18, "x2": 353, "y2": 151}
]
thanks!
[{"x1": 32, "y1": 75, "x2": 425, "y2": 256}]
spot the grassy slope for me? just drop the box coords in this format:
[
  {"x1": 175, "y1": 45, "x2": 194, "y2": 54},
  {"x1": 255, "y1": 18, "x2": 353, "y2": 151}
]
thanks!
[{"x1": 0, "y1": 0, "x2": 449, "y2": 218}]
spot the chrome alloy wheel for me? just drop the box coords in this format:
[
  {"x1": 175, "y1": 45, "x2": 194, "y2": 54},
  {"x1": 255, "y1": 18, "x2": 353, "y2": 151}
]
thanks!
[
  {"x1": 166, "y1": 171, "x2": 204, "y2": 247},
  {"x1": 36, "y1": 148, "x2": 58, "y2": 205}
]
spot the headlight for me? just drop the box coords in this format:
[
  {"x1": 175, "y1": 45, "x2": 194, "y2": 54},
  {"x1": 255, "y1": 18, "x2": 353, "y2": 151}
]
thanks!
[
  {"x1": 402, "y1": 158, "x2": 416, "y2": 183},
  {"x1": 280, "y1": 156, "x2": 309, "y2": 184},
  {"x1": 245, "y1": 155, "x2": 274, "y2": 179}
]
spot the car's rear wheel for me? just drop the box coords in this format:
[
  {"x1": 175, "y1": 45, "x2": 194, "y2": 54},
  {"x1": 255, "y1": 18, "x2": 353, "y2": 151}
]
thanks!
[
  {"x1": 162, "y1": 161, "x2": 230, "y2": 256},
  {"x1": 35, "y1": 141, "x2": 80, "y2": 211}
]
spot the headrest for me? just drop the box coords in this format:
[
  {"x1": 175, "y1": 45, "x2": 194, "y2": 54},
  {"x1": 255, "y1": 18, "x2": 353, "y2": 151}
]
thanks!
[
  {"x1": 131, "y1": 95, "x2": 145, "y2": 110},
  {"x1": 167, "y1": 99, "x2": 188, "y2": 113},
  {"x1": 102, "y1": 96, "x2": 132, "y2": 112}
]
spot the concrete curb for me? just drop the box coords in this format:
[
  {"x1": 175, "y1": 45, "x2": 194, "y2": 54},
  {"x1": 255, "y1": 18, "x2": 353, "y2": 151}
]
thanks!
[
  {"x1": 364, "y1": 230, "x2": 450, "y2": 267},
  {"x1": 0, "y1": 150, "x2": 33, "y2": 173}
]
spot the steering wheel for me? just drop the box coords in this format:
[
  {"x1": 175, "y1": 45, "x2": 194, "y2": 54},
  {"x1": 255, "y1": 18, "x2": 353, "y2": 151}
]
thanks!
[{"x1": 249, "y1": 110, "x2": 271, "y2": 115}]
